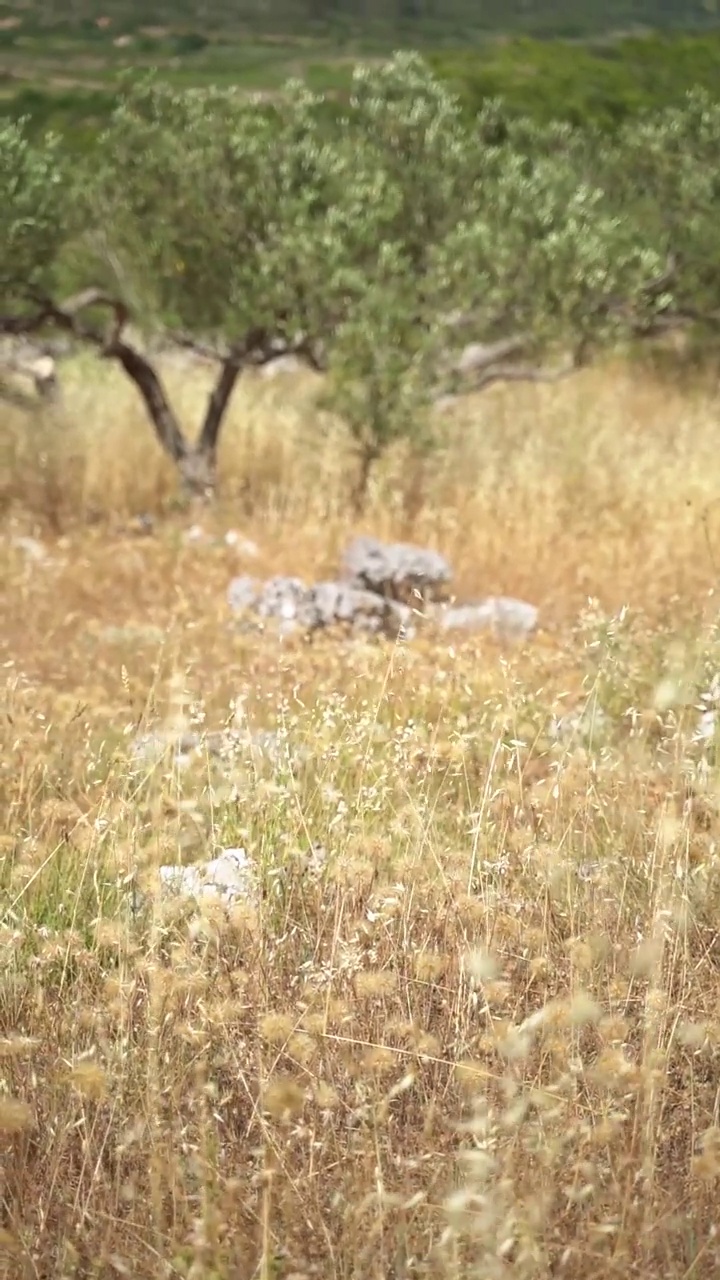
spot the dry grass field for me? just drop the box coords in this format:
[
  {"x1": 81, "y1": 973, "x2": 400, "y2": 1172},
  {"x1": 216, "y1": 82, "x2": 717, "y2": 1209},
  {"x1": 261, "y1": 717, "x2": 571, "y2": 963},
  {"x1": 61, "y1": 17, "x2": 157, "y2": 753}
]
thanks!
[{"x1": 3, "y1": 354, "x2": 720, "y2": 1278}]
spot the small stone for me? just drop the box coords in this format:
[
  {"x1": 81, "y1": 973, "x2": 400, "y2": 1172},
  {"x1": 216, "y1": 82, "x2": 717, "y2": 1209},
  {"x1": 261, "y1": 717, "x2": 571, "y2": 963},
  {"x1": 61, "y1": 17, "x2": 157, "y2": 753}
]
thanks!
[
  {"x1": 129, "y1": 729, "x2": 198, "y2": 766},
  {"x1": 436, "y1": 597, "x2": 538, "y2": 640},
  {"x1": 227, "y1": 575, "x2": 262, "y2": 614},
  {"x1": 30, "y1": 354, "x2": 58, "y2": 394},
  {"x1": 158, "y1": 848, "x2": 257, "y2": 906},
  {"x1": 455, "y1": 342, "x2": 495, "y2": 375},
  {"x1": 224, "y1": 530, "x2": 260, "y2": 557},
  {"x1": 549, "y1": 706, "x2": 609, "y2": 747},
  {"x1": 305, "y1": 842, "x2": 328, "y2": 875},
  {"x1": 259, "y1": 354, "x2": 306, "y2": 379},
  {"x1": 183, "y1": 524, "x2": 207, "y2": 544},
  {"x1": 695, "y1": 710, "x2": 717, "y2": 743}
]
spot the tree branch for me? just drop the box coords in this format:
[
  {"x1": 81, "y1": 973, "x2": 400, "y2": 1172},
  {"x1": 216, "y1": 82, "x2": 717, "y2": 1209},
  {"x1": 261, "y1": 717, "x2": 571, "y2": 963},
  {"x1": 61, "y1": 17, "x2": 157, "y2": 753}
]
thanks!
[
  {"x1": 15, "y1": 288, "x2": 192, "y2": 467},
  {"x1": 103, "y1": 338, "x2": 191, "y2": 466},
  {"x1": 1, "y1": 308, "x2": 52, "y2": 336},
  {"x1": 196, "y1": 352, "x2": 244, "y2": 462},
  {"x1": 2, "y1": 286, "x2": 194, "y2": 469},
  {"x1": 194, "y1": 329, "x2": 325, "y2": 462},
  {"x1": 1, "y1": 286, "x2": 128, "y2": 346},
  {"x1": 165, "y1": 332, "x2": 229, "y2": 363},
  {"x1": 468, "y1": 354, "x2": 580, "y2": 392},
  {"x1": 2, "y1": 286, "x2": 326, "y2": 495},
  {"x1": 435, "y1": 338, "x2": 590, "y2": 401},
  {"x1": 452, "y1": 334, "x2": 532, "y2": 376},
  {"x1": 661, "y1": 305, "x2": 720, "y2": 330}
]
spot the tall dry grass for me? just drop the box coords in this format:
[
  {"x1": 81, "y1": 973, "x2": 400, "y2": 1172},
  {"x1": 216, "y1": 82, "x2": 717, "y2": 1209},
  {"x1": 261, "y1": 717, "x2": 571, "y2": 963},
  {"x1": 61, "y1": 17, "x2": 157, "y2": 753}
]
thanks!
[
  {"x1": 2, "y1": 356, "x2": 720, "y2": 1278},
  {"x1": 2, "y1": 351, "x2": 720, "y2": 616}
]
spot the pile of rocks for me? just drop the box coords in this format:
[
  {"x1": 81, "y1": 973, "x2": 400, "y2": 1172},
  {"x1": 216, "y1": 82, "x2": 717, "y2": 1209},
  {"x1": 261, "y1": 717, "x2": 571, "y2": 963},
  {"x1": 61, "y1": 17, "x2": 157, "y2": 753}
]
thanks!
[{"x1": 227, "y1": 534, "x2": 538, "y2": 642}]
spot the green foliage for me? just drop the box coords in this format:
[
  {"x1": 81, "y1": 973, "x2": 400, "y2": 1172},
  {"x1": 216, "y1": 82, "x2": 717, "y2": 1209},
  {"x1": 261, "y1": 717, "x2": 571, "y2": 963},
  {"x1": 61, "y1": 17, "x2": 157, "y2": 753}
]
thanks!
[
  {"x1": 82, "y1": 75, "x2": 386, "y2": 337},
  {"x1": 432, "y1": 173, "x2": 663, "y2": 353},
  {"x1": 171, "y1": 32, "x2": 210, "y2": 55},
  {"x1": 0, "y1": 118, "x2": 69, "y2": 304},
  {"x1": 8, "y1": 27, "x2": 720, "y2": 147},
  {"x1": 325, "y1": 254, "x2": 439, "y2": 470},
  {"x1": 8, "y1": 25, "x2": 720, "y2": 149},
  {"x1": 602, "y1": 90, "x2": 720, "y2": 321},
  {"x1": 5, "y1": 0, "x2": 720, "y2": 38},
  {"x1": 0, "y1": 88, "x2": 118, "y2": 158},
  {"x1": 430, "y1": 34, "x2": 720, "y2": 131}
]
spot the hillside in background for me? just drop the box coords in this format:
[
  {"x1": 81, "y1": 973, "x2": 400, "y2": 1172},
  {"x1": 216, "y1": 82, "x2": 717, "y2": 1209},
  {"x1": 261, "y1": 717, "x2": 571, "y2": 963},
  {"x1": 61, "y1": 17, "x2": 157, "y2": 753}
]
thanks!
[
  {"x1": 2, "y1": 0, "x2": 720, "y2": 147},
  {"x1": 2, "y1": 0, "x2": 720, "y2": 37}
]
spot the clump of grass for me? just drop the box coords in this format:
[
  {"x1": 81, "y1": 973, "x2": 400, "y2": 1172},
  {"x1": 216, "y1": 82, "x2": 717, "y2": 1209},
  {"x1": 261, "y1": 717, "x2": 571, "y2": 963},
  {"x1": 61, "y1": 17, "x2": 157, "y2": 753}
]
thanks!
[{"x1": 3, "y1": 360, "x2": 720, "y2": 1276}]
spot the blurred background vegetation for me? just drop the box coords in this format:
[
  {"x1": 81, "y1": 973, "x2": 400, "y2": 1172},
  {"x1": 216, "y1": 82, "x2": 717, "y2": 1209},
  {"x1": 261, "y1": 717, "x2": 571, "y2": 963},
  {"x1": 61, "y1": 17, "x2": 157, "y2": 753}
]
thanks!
[{"x1": 3, "y1": 1, "x2": 720, "y2": 152}]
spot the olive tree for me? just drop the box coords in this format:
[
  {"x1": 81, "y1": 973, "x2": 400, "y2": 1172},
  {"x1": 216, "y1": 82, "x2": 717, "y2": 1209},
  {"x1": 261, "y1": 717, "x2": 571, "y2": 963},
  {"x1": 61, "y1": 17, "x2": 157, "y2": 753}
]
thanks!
[
  {"x1": 74, "y1": 56, "x2": 489, "y2": 499},
  {"x1": 324, "y1": 61, "x2": 671, "y2": 499},
  {"x1": 55, "y1": 79, "x2": 360, "y2": 495},
  {"x1": 3, "y1": 54, "x2": 678, "y2": 505}
]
